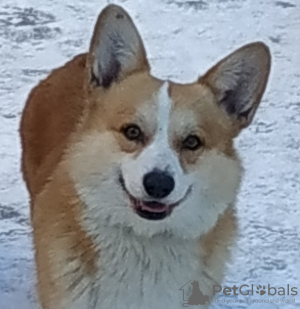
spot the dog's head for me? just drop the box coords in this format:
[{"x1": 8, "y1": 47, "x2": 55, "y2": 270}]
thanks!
[{"x1": 69, "y1": 5, "x2": 271, "y2": 239}]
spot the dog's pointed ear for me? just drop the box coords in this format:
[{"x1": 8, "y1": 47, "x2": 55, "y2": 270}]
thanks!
[
  {"x1": 87, "y1": 5, "x2": 149, "y2": 89},
  {"x1": 200, "y1": 42, "x2": 271, "y2": 132}
]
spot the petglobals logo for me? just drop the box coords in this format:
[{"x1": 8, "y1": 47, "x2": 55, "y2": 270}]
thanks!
[
  {"x1": 179, "y1": 281, "x2": 298, "y2": 307},
  {"x1": 213, "y1": 284, "x2": 298, "y2": 297}
]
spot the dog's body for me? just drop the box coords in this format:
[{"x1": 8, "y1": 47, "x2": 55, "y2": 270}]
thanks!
[{"x1": 20, "y1": 5, "x2": 271, "y2": 309}]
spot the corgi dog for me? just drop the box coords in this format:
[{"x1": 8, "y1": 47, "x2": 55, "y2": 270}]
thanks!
[{"x1": 20, "y1": 4, "x2": 271, "y2": 309}]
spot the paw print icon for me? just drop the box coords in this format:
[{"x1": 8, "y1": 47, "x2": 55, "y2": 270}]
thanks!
[{"x1": 256, "y1": 285, "x2": 266, "y2": 296}]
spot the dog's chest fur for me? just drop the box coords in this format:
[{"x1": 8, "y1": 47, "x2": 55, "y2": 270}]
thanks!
[{"x1": 61, "y1": 231, "x2": 212, "y2": 309}]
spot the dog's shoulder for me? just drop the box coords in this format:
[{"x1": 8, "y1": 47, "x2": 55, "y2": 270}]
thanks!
[{"x1": 20, "y1": 53, "x2": 87, "y2": 197}]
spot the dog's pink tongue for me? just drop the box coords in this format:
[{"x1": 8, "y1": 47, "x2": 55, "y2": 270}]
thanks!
[{"x1": 140, "y1": 201, "x2": 168, "y2": 213}]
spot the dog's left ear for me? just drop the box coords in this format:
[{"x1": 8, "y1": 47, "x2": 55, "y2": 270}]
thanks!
[
  {"x1": 87, "y1": 4, "x2": 149, "y2": 89},
  {"x1": 200, "y1": 42, "x2": 271, "y2": 132}
]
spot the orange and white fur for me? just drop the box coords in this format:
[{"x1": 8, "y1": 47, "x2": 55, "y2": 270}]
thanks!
[{"x1": 20, "y1": 4, "x2": 271, "y2": 309}]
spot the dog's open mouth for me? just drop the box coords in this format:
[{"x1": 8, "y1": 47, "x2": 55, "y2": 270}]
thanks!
[{"x1": 132, "y1": 199, "x2": 174, "y2": 221}]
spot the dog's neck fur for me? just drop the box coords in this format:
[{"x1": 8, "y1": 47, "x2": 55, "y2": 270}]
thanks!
[{"x1": 62, "y1": 225, "x2": 215, "y2": 309}]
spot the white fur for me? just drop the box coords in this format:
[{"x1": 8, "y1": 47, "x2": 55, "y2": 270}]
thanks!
[{"x1": 57, "y1": 231, "x2": 213, "y2": 309}]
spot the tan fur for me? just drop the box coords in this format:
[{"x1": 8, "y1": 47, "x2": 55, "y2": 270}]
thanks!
[
  {"x1": 20, "y1": 54, "x2": 87, "y2": 200},
  {"x1": 169, "y1": 82, "x2": 237, "y2": 168},
  {"x1": 200, "y1": 207, "x2": 237, "y2": 284},
  {"x1": 84, "y1": 73, "x2": 163, "y2": 154},
  {"x1": 20, "y1": 4, "x2": 270, "y2": 309},
  {"x1": 32, "y1": 167, "x2": 98, "y2": 309}
]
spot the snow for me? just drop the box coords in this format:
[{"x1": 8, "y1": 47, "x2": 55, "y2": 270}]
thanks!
[{"x1": 0, "y1": 0, "x2": 299, "y2": 308}]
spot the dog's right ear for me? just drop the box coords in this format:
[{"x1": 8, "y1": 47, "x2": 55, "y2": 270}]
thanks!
[
  {"x1": 200, "y1": 42, "x2": 271, "y2": 133},
  {"x1": 87, "y1": 5, "x2": 149, "y2": 89}
]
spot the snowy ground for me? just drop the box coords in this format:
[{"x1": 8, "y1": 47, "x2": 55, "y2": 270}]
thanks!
[{"x1": 0, "y1": 0, "x2": 299, "y2": 308}]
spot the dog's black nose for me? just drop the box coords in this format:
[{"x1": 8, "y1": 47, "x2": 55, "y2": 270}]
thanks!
[{"x1": 143, "y1": 170, "x2": 175, "y2": 199}]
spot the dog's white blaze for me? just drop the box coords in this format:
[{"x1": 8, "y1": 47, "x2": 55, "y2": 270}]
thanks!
[
  {"x1": 154, "y1": 81, "x2": 172, "y2": 152},
  {"x1": 137, "y1": 81, "x2": 174, "y2": 172},
  {"x1": 121, "y1": 82, "x2": 191, "y2": 204}
]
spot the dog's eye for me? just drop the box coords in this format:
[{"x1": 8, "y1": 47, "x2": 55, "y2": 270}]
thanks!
[
  {"x1": 182, "y1": 135, "x2": 203, "y2": 151},
  {"x1": 122, "y1": 124, "x2": 143, "y2": 141}
]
